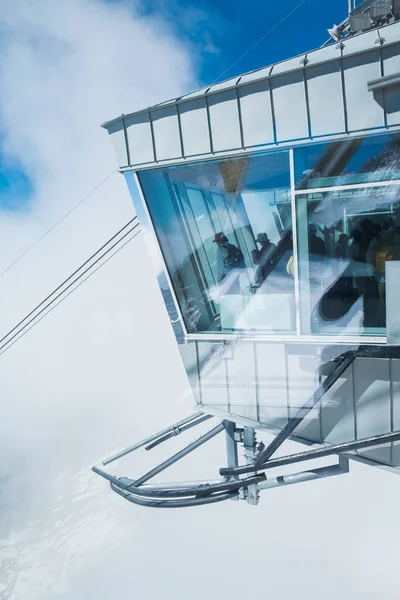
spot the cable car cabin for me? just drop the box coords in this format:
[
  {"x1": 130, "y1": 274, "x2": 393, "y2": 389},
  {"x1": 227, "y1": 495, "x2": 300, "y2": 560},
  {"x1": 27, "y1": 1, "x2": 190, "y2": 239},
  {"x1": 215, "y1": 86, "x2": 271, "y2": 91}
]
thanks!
[{"x1": 94, "y1": 16, "x2": 400, "y2": 507}]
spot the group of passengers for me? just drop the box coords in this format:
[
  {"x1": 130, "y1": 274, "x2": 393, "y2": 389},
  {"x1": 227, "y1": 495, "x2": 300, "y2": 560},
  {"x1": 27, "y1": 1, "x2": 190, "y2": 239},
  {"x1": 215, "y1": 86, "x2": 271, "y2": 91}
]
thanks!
[
  {"x1": 312, "y1": 210, "x2": 400, "y2": 327},
  {"x1": 213, "y1": 229, "x2": 293, "y2": 293}
]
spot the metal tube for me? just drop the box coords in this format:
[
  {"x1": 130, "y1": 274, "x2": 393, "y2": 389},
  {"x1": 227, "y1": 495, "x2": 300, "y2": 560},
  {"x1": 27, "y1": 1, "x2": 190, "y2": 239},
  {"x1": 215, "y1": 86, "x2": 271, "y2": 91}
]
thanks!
[
  {"x1": 102, "y1": 412, "x2": 207, "y2": 465},
  {"x1": 145, "y1": 414, "x2": 212, "y2": 450},
  {"x1": 257, "y1": 463, "x2": 347, "y2": 491},
  {"x1": 254, "y1": 354, "x2": 355, "y2": 466},
  {"x1": 132, "y1": 422, "x2": 225, "y2": 487},
  {"x1": 111, "y1": 483, "x2": 238, "y2": 508},
  {"x1": 221, "y1": 430, "x2": 400, "y2": 477},
  {"x1": 118, "y1": 473, "x2": 266, "y2": 498}
]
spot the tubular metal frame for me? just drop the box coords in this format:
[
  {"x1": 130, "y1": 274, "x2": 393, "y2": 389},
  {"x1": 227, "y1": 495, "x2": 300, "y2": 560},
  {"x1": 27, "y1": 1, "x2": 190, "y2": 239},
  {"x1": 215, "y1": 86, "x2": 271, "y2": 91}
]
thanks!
[{"x1": 93, "y1": 345, "x2": 400, "y2": 508}]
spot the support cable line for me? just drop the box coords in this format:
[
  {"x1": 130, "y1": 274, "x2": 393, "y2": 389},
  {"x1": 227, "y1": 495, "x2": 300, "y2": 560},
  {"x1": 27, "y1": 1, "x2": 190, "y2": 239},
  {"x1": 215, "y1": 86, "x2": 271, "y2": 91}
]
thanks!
[
  {"x1": 0, "y1": 219, "x2": 141, "y2": 357},
  {"x1": 0, "y1": 168, "x2": 117, "y2": 279},
  {"x1": 0, "y1": 216, "x2": 138, "y2": 348},
  {"x1": 212, "y1": 0, "x2": 309, "y2": 83}
]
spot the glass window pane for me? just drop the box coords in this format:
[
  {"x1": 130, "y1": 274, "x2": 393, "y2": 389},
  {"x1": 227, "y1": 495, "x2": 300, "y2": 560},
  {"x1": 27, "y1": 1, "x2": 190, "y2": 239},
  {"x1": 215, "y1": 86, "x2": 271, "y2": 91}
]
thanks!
[
  {"x1": 294, "y1": 132, "x2": 400, "y2": 190},
  {"x1": 138, "y1": 151, "x2": 295, "y2": 334},
  {"x1": 296, "y1": 184, "x2": 400, "y2": 337}
]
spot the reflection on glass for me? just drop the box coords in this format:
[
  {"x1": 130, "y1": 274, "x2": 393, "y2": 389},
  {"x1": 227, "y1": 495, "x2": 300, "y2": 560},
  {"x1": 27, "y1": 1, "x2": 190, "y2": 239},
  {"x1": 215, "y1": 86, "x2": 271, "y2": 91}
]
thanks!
[
  {"x1": 295, "y1": 133, "x2": 400, "y2": 190},
  {"x1": 138, "y1": 151, "x2": 295, "y2": 334},
  {"x1": 297, "y1": 185, "x2": 400, "y2": 336}
]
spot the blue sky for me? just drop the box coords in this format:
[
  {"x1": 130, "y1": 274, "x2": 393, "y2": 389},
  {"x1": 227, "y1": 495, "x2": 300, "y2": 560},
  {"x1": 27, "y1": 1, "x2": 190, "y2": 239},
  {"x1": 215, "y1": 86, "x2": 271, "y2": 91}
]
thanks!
[
  {"x1": 0, "y1": 0, "x2": 349, "y2": 212},
  {"x1": 141, "y1": 0, "x2": 350, "y2": 83}
]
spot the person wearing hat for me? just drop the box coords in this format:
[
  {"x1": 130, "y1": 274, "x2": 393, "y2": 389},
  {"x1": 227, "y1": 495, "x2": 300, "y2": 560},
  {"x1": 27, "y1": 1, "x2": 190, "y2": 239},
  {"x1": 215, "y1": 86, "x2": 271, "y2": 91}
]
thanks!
[
  {"x1": 213, "y1": 232, "x2": 244, "y2": 284},
  {"x1": 253, "y1": 232, "x2": 276, "y2": 287}
]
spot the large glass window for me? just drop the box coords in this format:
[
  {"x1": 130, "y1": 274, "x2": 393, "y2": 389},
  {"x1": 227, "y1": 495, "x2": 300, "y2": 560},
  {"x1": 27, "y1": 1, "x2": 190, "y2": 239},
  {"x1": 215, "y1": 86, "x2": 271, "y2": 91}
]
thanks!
[
  {"x1": 297, "y1": 185, "x2": 400, "y2": 336},
  {"x1": 138, "y1": 151, "x2": 295, "y2": 334},
  {"x1": 294, "y1": 133, "x2": 400, "y2": 190}
]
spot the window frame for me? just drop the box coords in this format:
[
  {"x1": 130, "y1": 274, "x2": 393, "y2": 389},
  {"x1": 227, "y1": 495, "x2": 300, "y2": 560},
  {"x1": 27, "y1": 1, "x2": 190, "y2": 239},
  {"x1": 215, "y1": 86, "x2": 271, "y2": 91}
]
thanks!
[{"x1": 134, "y1": 132, "x2": 400, "y2": 344}]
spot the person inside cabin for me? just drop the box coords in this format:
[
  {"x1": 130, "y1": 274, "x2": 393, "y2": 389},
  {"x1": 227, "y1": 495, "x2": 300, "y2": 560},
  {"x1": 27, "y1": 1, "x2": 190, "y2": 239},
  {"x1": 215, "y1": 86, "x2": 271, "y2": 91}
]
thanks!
[
  {"x1": 213, "y1": 232, "x2": 245, "y2": 292},
  {"x1": 253, "y1": 232, "x2": 277, "y2": 287},
  {"x1": 308, "y1": 223, "x2": 326, "y2": 256},
  {"x1": 334, "y1": 233, "x2": 351, "y2": 260}
]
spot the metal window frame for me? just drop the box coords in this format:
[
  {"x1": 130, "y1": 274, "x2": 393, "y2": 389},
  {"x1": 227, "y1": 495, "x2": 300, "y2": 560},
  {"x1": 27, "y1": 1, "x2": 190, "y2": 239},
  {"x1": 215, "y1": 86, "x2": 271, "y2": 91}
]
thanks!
[{"x1": 133, "y1": 138, "x2": 400, "y2": 345}]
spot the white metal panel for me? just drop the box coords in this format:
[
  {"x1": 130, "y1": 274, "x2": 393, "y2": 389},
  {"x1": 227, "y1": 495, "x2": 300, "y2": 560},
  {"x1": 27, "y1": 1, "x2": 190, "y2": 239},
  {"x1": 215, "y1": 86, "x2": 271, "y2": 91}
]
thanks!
[
  {"x1": 342, "y1": 29, "x2": 380, "y2": 56},
  {"x1": 179, "y1": 98, "x2": 211, "y2": 156},
  {"x1": 306, "y1": 43, "x2": 342, "y2": 67},
  {"x1": 382, "y1": 44, "x2": 400, "y2": 76},
  {"x1": 181, "y1": 87, "x2": 209, "y2": 100},
  {"x1": 286, "y1": 353, "x2": 321, "y2": 443},
  {"x1": 307, "y1": 62, "x2": 346, "y2": 137},
  {"x1": 107, "y1": 121, "x2": 128, "y2": 167},
  {"x1": 125, "y1": 114, "x2": 154, "y2": 165},
  {"x1": 238, "y1": 80, "x2": 274, "y2": 146},
  {"x1": 208, "y1": 89, "x2": 242, "y2": 151},
  {"x1": 151, "y1": 106, "x2": 182, "y2": 161},
  {"x1": 321, "y1": 363, "x2": 355, "y2": 444},
  {"x1": 354, "y1": 358, "x2": 391, "y2": 438},
  {"x1": 272, "y1": 72, "x2": 309, "y2": 141},
  {"x1": 378, "y1": 20, "x2": 400, "y2": 45},
  {"x1": 391, "y1": 358, "x2": 400, "y2": 432},
  {"x1": 272, "y1": 55, "x2": 305, "y2": 75},
  {"x1": 240, "y1": 66, "x2": 272, "y2": 85},
  {"x1": 226, "y1": 342, "x2": 257, "y2": 421},
  {"x1": 386, "y1": 261, "x2": 400, "y2": 344},
  {"x1": 343, "y1": 51, "x2": 385, "y2": 130},
  {"x1": 256, "y1": 342, "x2": 288, "y2": 428},
  {"x1": 208, "y1": 77, "x2": 240, "y2": 94}
]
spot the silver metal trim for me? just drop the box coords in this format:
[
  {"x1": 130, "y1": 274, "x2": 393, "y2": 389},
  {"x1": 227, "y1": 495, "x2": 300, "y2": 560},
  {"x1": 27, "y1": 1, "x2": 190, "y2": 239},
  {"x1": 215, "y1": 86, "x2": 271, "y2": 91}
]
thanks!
[
  {"x1": 204, "y1": 94, "x2": 214, "y2": 154},
  {"x1": 295, "y1": 179, "x2": 400, "y2": 195},
  {"x1": 118, "y1": 125, "x2": 400, "y2": 172},
  {"x1": 132, "y1": 172, "x2": 188, "y2": 337},
  {"x1": 148, "y1": 110, "x2": 158, "y2": 163},
  {"x1": 235, "y1": 86, "x2": 245, "y2": 149},
  {"x1": 289, "y1": 148, "x2": 302, "y2": 336},
  {"x1": 176, "y1": 103, "x2": 185, "y2": 159},
  {"x1": 185, "y1": 333, "x2": 386, "y2": 344},
  {"x1": 122, "y1": 117, "x2": 131, "y2": 167},
  {"x1": 368, "y1": 72, "x2": 400, "y2": 92}
]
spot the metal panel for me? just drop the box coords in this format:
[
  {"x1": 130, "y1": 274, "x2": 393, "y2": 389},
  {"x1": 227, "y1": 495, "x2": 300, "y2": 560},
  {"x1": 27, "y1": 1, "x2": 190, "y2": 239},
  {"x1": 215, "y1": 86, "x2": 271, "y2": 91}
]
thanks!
[
  {"x1": 387, "y1": 262, "x2": 400, "y2": 344},
  {"x1": 354, "y1": 358, "x2": 391, "y2": 438},
  {"x1": 286, "y1": 352, "x2": 322, "y2": 443},
  {"x1": 378, "y1": 20, "x2": 400, "y2": 45},
  {"x1": 225, "y1": 342, "x2": 257, "y2": 421},
  {"x1": 272, "y1": 55, "x2": 305, "y2": 75},
  {"x1": 271, "y1": 72, "x2": 309, "y2": 141},
  {"x1": 238, "y1": 80, "x2": 274, "y2": 147},
  {"x1": 381, "y1": 45, "x2": 400, "y2": 125},
  {"x1": 306, "y1": 43, "x2": 342, "y2": 67},
  {"x1": 392, "y1": 358, "x2": 400, "y2": 432},
  {"x1": 255, "y1": 342, "x2": 288, "y2": 428},
  {"x1": 182, "y1": 87, "x2": 209, "y2": 100},
  {"x1": 307, "y1": 61, "x2": 346, "y2": 137},
  {"x1": 240, "y1": 66, "x2": 272, "y2": 85},
  {"x1": 107, "y1": 121, "x2": 128, "y2": 167},
  {"x1": 179, "y1": 98, "x2": 211, "y2": 156},
  {"x1": 342, "y1": 50, "x2": 385, "y2": 130},
  {"x1": 207, "y1": 90, "x2": 242, "y2": 152},
  {"x1": 320, "y1": 363, "x2": 355, "y2": 444},
  {"x1": 125, "y1": 114, "x2": 154, "y2": 165},
  {"x1": 342, "y1": 29, "x2": 380, "y2": 56},
  {"x1": 197, "y1": 342, "x2": 229, "y2": 410},
  {"x1": 179, "y1": 344, "x2": 201, "y2": 404},
  {"x1": 208, "y1": 77, "x2": 241, "y2": 93},
  {"x1": 151, "y1": 106, "x2": 182, "y2": 161},
  {"x1": 385, "y1": 86, "x2": 400, "y2": 127}
]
